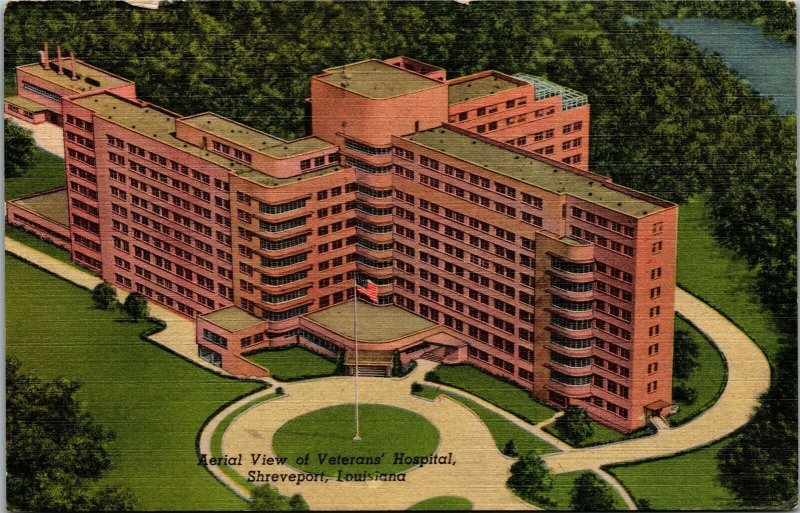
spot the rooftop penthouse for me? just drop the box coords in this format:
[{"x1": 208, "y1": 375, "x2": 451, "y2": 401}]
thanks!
[{"x1": 316, "y1": 59, "x2": 444, "y2": 99}]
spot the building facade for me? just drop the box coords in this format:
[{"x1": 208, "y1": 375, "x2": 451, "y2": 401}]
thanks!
[{"x1": 6, "y1": 45, "x2": 677, "y2": 432}]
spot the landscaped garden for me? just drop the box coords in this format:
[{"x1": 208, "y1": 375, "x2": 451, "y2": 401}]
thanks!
[
  {"x1": 245, "y1": 346, "x2": 337, "y2": 381},
  {"x1": 426, "y1": 364, "x2": 556, "y2": 424},
  {"x1": 412, "y1": 384, "x2": 558, "y2": 456},
  {"x1": 407, "y1": 496, "x2": 473, "y2": 510},
  {"x1": 5, "y1": 255, "x2": 261, "y2": 510},
  {"x1": 272, "y1": 404, "x2": 439, "y2": 477}
]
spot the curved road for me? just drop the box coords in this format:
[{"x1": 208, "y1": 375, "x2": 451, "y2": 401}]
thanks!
[{"x1": 6, "y1": 240, "x2": 771, "y2": 508}]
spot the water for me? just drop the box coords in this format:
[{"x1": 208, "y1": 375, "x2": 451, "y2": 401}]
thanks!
[{"x1": 659, "y1": 17, "x2": 796, "y2": 115}]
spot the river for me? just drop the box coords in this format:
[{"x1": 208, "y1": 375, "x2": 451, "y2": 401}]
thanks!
[{"x1": 659, "y1": 17, "x2": 796, "y2": 115}]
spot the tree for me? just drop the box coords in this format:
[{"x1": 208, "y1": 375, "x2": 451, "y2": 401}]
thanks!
[
  {"x1": 249, "y1": 483, "x2": 288, "y2": 511},
  {"x1": 122, "y1": 292, "x2": 148, "y2": 321},
  {"x1": 553, "y1": 406, "x2": 594, "y2": 446},
  {"x1": 91, "y1": 282, "x2": 118, "y2": 310},
  {"x1": 5, "y1": 118, "x2": 35, "y2": 179},
  {"x1": 248, "y1": 483, "x2": 308, "y2": 511},
  {"x1": 6, "y1": 357, "x2": 137, "y2": 511},
  {"x1": 507, "y1": 452, "x2": 553, "y2": 504},
  {"x1": 288, "y1": 494, "x2": 309, "y2": 511},
  {"x1": 502, "y1": 439, "x2": 518, "y2": 457},
  {"x1": 673, "y1": 329, "x2": 700, "y2": 380},
  {"x1": 672, "y1": 382, "x2": 697, "y2": 405},
  {"x1": 391, "y1": 350, "x2": 403, "y2": 377},
  {"x1": 570, "y1": 472, "x2": 616, "y2": 511}
]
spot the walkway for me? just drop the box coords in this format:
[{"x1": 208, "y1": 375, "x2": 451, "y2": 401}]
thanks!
[
  {"x1": 542, "y1": 288, "x2": 770, "y2": 473},
  {"x1": 5, "y1": 237, "x2": 230, "y2": 377},
  {"x1": 5, "y1": 236, "x2": 771, "y2": 509},
  {"x1": 5, "y1": 115, "x2": 65, "y2": 158},
  {"x1": 215, "y1": 362, "x2": 533, "y2": 511}
]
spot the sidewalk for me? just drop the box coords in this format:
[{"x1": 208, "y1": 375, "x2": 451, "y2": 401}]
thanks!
[{"x1": 5, "y1": 115, "x2": 65, "y2": 158}]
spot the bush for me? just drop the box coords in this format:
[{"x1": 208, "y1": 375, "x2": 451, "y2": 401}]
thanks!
[
  {"x1": 91, "y1": 282, "x2": 118, "y2": 310},
  {"x1": 424, "y1": 370, "x2": 440, "y2": 383},
  {"x1": 411, "y1": 382, "x2": 423, "y2": 394},
  {"x1": 507, "y1": 452, "x2": 553, "y2": 505},
  {"x1": 275, "y1": 387, "x2": 285, "y2": 396},
  {"x1": 569, "y1": 471, "x2": 616, "y2": 511},
  {"x1": 502, "y1": 439, "x2": 518, "y2": 457},
  {"x1": 673, "y1": 382, "x2": 698, "y2": 405},
  {"x1": 122, "y1": 293, "x2": 148, "y2": 321},
  {"x1": 553, "y1": 406, "x2": 594, "y2": 446}
]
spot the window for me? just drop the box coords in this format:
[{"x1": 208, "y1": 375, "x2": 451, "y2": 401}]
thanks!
[
  {"x1": 648, "y1": 362, "x2": 658, "y2": 374},
  {"x1": 649, "y1": 325, "x2": 660, "y2": 337},
  {"x1": 648, "y1": 343, "x2": 659, "y2": 355},
  {"x1": 652, "y1": 241, "x2": 663, "y2": 253},
  {"x1": 652, "y1": 222, "x2": 664, "y2": 234},
  {"x1": 650, "y1": 286, "x2": 661, "y2": 299},
  {"x1": 650, "y1": 305, "x2": 661, "y2": 318},
  {"x1": 647, "y1": 381, "x2": 659, "y2": 393}
]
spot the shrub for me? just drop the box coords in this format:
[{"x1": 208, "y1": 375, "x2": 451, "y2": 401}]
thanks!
[
  {"x1": 507, "y1": 452, "x2": 553, "y2": 505},
  {"x1": 275, "y1": 387, "x2": 285, "y2": 396},
  {"x1": 553, "y1": 406, "x2": 594, "y2": 446},
  {"x1": 122, "y1": 293, "x2": 148, "y2": 321},
  {"x1": 91, "y1": 282, "x2": 118, "y2": 310},
  {"x1": 673, "y1": 382, "x2": 698, "y2": 405},
  {"x1": 502, "y1": 439, "x2": 518, "y2": 457},
  {"x1": 411, "y1": 382, "x2": 423, "y2": 394},
  {"x1": 424, "y1": 370, "x2": 440, "y2": 383}
]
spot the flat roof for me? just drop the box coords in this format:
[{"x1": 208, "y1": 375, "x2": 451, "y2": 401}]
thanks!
[
  {"x1": 19, "y1": 59, "x2": 131, "y2": 94},
  {"x1": 403, "y1": 127, "x2": 668, "y2": 218},
  {"x1": 72, "y1": 93, "x2": 252, "y2": 174},
  {"x1": 200, "y1": 306, "x2": 264, "y2": 332},
  {"x1": 5, "y1": 95, "x2": 49, "y2": 112},
  {"x1": 318, "y1": 59, "x2": 441, "y2": 99},
  {"x1": 234, "y1": 163, "x2": 348, "y2": 187},
  {"x1": 306, "y1": 301, "x2": 436, "y2": 342},
  {"x1": 448, "y1": 74, "x2": 521, "y2": 104},
  {"x1": 181, "y1": 113, "x2": 333, "y2": 158},
  {"x1": 11, "y1": 188, "x2": 69, "y2": 226}
]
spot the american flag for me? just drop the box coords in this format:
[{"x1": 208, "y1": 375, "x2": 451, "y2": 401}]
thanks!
[{"x1": 355, "y1": 276, "x2": 378, "y2": 303}]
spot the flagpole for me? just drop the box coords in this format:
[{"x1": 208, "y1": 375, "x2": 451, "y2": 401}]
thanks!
[{"x1": 353, "y1": 276, "x2": 361, "y2": 441}]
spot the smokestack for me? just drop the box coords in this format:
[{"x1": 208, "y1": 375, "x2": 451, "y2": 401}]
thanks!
[
  {"x1": 70, "y1": 51, "x2": 78, "y2": 81},
  {"x1": 56, "y1": 45, "x2": 64, "y2": 75},
  {"x1": 42, "y1": 41, "x2": 49, "y2": 69}
]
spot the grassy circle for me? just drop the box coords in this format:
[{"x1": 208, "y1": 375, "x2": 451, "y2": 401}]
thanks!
[
  {"x1": 273, "y1": 404, "x2": 439, "y2": 477},
  {"x1": 408, "y1": 496, "x2": 473, "y2": 510}
]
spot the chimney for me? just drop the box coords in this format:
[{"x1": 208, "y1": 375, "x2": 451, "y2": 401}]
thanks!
[
  {"x1": 56, "y1": 45, "x2": 64, "y2": 74},
  {"x1": 70, "y1": 51, "x2": 78, "y2": 81},
  {"x1": 42, "y1": 41, "x2": 49, "y2": 69}
]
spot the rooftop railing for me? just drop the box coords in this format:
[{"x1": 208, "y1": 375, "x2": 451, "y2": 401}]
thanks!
[{"x1": 513, "y1": 73, "x2": 589, "y2": 110}]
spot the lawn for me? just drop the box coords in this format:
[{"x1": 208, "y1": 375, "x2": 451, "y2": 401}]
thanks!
[
  {"x1": 245, "y1": 346, "x2": 337, "y2": 381},
  {"x1": 607, "y1": 440, "x2": 736, "y2": 510},
  {"x1": 414, "y1": 384, "x2": 558, "y2": 455},
  {"x1": 5, "y1": 223, "x2": 78, "y2": 267},
  {"x1": 408, "y1": 496, "x2": 473, "y2": 510},
  {"x1": 272, "y1": 404, "x2": 439, "y2": 477},
  {"x1": 5, "y1": 146, "x2": 66, "y2": 200},
  {"x1": 544, "y1": 420, "x2": 654, "y2": 448},
  {"x1": 528, "y1": 471, "x2": 628, "y2": 510},
  {"x1": 5, "y1": 255, "x2": 261, "y2": 510},
  {"x1": 429, "y1": 364, "x2": 556, "y2": 424},
  {"x1": 677, "y1": 195, "x2": 782, "y2": 365},
  {"x1": 670, "y1": 316, "x2": 727, "y2": 426}
]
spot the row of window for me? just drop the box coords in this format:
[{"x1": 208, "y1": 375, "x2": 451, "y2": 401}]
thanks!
[{"x1": 449, "y1": 96, "x2": 528, "y2": 123}]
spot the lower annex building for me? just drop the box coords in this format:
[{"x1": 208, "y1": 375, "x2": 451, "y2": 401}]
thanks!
[{"x1": 6, "y1": 47, "x2": 677, "y2": 432}]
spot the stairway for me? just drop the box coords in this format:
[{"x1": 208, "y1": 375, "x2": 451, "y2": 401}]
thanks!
[
  {"x1": 349, "y1": 365, "x2": 389, "y2": 377},
  {"x1": 420, "y1": 347, "x2": 447, "y2": 363},
  {"x1": 648, "y1": 415, "x2": 671, "y2": 431}
]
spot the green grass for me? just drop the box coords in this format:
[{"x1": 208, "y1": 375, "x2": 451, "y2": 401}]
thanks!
[
  {"x1": 414, "y1": 384, "x2": 558, "y2": 455},
  {"x1": 544, "y1": 421, "x2": 654, "y2": 448},
  {"x1": 5, "y1": 255, "x2": 261, "y2": 510},
  {"x1": 607, "y1": 440, "x2": 736, "y2": 510},
  {"x1": 677, "y1": 195, "x2": 782, "y2": 365},
  {"x1": 5, "y1": 147, "x2": 66, "y2": 200},
  {"x1": 245, "y1": 346, "x2": 336, "y2": 381},
  {"x1": 430, "y1": 364, "x2": 556, "y2": 424},
  {"x1": 408, "y1": 496, "x2": 473, "y2": 510},
  {"x1": 273, "y1": 404, "x2": 440, "y2": 477},
  {"x1": 5, "y1": 223, "x2": 78, "y2": 267},
  {"x1": 209, "y1": 390, "x2": 278, "y2": 491},
  {"x1": 527, "y1": 471, "x2": 628, "y2": 510},
  {"x1": 670, "y1": 316, "x2": 727, "y2": 426}
]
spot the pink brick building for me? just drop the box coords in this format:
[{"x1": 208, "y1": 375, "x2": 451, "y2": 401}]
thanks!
[{"x1": 5, "y1": 45, "x2": 677, "y2": 432}]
